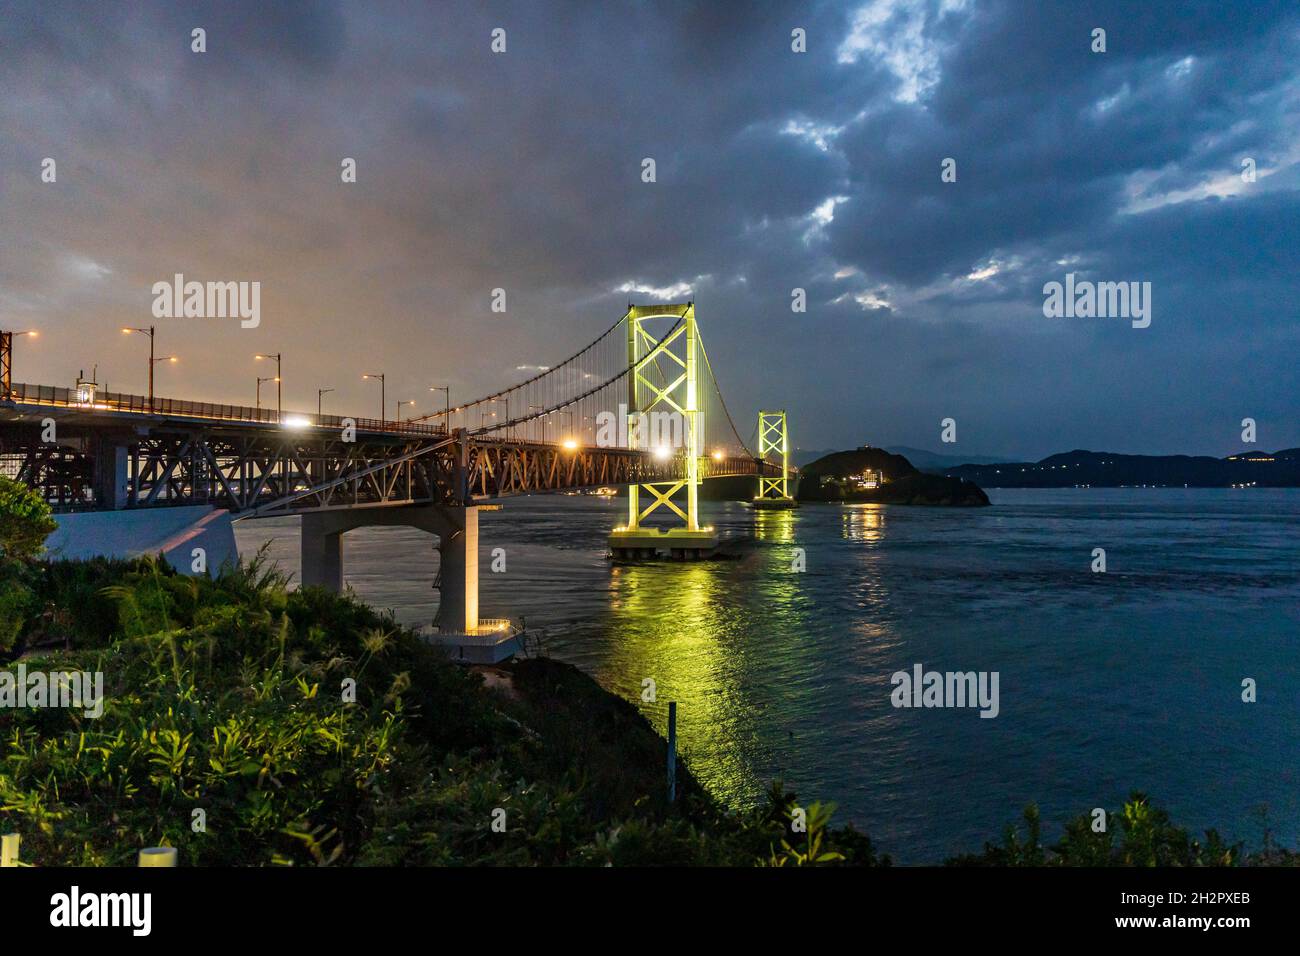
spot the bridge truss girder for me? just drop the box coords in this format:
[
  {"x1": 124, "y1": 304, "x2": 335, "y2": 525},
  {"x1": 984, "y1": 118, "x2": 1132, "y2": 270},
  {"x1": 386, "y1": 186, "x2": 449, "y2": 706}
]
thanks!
[{"x1": 1, "y1": 414, "x2": 779, "y2": 516}]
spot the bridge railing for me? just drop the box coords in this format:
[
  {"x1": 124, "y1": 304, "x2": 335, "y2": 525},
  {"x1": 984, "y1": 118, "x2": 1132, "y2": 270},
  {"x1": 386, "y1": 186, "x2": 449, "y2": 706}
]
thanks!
[{"x1": 5, "y1": 382, "x2": 446, "y2": 438}]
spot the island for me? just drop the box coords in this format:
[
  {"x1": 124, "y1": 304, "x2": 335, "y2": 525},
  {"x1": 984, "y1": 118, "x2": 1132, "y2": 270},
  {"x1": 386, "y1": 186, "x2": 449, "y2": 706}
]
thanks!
[{"x1": 797, "y1": 446, "x2": 990, "y2": 506}]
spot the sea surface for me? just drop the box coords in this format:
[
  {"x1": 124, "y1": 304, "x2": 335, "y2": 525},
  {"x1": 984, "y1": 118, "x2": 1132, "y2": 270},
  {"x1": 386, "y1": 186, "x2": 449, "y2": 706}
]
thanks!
[{"x1": 234, "y1": 489, "x2": 1300, "y2": 863}]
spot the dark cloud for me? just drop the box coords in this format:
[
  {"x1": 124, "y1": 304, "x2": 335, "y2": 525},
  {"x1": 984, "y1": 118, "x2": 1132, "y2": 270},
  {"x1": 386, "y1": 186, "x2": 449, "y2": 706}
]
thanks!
[{"x1": 1, "y1": 0, "x2": 1297, "y2": 456}]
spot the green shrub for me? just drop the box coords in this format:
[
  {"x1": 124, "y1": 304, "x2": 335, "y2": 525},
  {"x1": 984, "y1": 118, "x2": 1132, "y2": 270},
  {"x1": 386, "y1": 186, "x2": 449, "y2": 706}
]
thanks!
[{"x1": 0, "y1": 475, "x2": 57, "y2": 561}]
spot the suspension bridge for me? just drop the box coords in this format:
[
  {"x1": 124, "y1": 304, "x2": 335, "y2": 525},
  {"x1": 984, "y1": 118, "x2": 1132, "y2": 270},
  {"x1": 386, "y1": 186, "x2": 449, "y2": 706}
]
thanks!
[{"x1": 0, "y1": 304, "x2": 796, "y2": 639}]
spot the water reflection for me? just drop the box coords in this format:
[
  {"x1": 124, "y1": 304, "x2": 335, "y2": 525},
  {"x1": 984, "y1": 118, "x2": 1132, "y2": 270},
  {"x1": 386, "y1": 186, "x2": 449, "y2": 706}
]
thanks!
[
  {"x1": 841, "y1": 503, "x2": 886, "y2": 542},
  {"x1": 603, "y1": 560, "x2": 759, "y2": 802},
  {"x1": 752, "y1": 508, "x2": 796, "y2": 542}
]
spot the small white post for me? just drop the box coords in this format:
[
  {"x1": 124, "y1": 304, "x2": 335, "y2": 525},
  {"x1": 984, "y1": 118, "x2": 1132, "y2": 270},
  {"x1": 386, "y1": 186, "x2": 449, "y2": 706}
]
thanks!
[
  {"x1": 0, "y1": 833, "x2": 19, "y2": 867},
  {"x1": 138, "y1": 847, "x2": 178, "y2": 867}
]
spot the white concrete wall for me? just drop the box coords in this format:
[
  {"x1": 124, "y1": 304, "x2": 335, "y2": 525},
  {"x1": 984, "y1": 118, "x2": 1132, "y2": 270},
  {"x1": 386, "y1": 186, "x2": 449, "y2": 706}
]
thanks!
[{"x1": 44, "y1": 506, "x2": 239, "y2": 576}]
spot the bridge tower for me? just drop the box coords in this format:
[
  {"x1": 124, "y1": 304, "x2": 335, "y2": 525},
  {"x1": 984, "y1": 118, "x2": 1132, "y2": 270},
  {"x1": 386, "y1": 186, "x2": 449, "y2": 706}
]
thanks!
[
  {"x1": 608, "y1": 302, "x2": 718, "y2": 559},
  {"x1": 752, "y1": 409, "x2": 797, "y2": 510}
]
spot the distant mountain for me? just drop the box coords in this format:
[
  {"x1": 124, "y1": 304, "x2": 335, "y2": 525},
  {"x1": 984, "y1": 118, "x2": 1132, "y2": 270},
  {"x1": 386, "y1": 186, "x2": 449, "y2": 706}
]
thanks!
[
  {"x1": 941, "y1": 448, "x2": 1300, "y2": 488},
  {"x1": 883, "y1": 446, "x2": 1018, "y2": 472},
  {"x1": 798, "y1": 446, "x2": 989, "y2": 506},
  {"x1": 791, "y1": 448, "x2": 840, "y2": 468}
]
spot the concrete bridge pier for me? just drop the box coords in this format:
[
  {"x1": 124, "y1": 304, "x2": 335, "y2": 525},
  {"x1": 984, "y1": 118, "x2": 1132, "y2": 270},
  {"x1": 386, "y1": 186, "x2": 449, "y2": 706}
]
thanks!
[{"x1": 299, "y1": 505, "x2": 479, "y2": 633}]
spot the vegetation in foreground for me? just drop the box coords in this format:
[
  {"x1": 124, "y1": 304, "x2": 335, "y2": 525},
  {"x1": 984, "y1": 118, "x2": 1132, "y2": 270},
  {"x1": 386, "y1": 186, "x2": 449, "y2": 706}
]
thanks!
[
  {"x1": 0, "y1": 549, "x2": 882, "y2": 865},
  {"x1": 0, "y1": 475, "x2": 1294, "y2": 866}
]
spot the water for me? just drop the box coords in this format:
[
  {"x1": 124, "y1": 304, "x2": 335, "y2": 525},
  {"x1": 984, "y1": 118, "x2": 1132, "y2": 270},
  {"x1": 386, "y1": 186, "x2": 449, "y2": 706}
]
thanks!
[{"x1": 235, "y1": 489, "x2": 1300, "y2": 863}]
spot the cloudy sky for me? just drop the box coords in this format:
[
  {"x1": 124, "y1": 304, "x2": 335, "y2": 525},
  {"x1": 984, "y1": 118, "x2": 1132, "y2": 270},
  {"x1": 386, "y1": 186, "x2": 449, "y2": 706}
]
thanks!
[{"x1": 2, "y1": 0, "x2": 1297, "y2": 458}]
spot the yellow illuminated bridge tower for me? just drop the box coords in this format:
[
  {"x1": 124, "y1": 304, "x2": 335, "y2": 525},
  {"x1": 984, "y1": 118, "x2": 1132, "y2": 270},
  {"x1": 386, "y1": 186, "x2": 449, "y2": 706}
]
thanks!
[
  {"x1": 608, "y1": 302, "x2": 718, "y2": 560},
  {"x1": 752, "y1": 409, "x2": 797, "y2": 510}
]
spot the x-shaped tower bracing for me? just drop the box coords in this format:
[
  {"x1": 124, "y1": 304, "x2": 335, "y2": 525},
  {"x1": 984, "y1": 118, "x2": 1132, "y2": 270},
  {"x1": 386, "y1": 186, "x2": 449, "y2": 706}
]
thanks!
[
  {"x1": 609, "y1": 302, "x2": 718, "y2": 558},
  {"x1": 757, "y1": 410, "x2": 791, "y2": 499},
  {"x1": 626, "y1": 302, "x2": 700, "y2": 529}
]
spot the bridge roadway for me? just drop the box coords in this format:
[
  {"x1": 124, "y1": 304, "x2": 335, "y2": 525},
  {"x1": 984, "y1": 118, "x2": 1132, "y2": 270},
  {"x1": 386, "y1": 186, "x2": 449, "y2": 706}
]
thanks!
[{"x1": 1, "y1": 381, "x2": 779, "y2": 637}]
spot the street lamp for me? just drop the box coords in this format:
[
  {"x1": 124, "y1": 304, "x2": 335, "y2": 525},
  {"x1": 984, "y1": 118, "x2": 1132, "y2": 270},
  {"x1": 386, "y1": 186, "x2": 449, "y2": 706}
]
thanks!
[
  {"x1": 317, "y1": 387, "x2": 335, "y2": 419},
  {"x1": 0, "y1": 329, "x2": 37, "y2": 401},
  {"x1": 480, "y1": 397, "x2": 507, "y2": 432},
  {"x1": 429, "y1": 385, "x2": 450, "y2": 433},
  {"x1": 121, "y1": 326, "x2": 159, "y2": 411},
  {"x1": 254, "y1": 353, "x2": 282, "y2": 423},
  {"x1": 257, "y1": 376, "x2": 277, "y2": 412},
  {"x1": 396, "y1": 399, "x2": 416, "y2": 422},
  {"x1": 149, "y1": 353, "x2": 178, "y2": 410},
  {"x1": 362, "y1": 373, "x2": 385, "y2": 421},
  {"x1": 529, "y1": 404, "x2": 547, "y2": 443}
]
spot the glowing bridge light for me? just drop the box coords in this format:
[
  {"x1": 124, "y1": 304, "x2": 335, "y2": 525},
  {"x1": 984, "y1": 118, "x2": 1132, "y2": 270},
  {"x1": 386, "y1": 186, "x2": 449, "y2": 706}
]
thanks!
[
  {"x1": 282, "y1": 415, "x2": 311, "y2": 429},
  {"x1": 562, "y1": 438, "x2": 578, "y2": 451},
  {"x1": 653, "y1": 445, "x2": 672, "y2": 460},
  {"x1": 712, "y1": 450, "x2": 724, "y2": 461}
]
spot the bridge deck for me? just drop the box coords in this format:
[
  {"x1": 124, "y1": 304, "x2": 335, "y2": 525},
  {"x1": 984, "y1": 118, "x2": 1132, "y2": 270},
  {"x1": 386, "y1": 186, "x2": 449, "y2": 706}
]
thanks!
[
  {"x1": 2, "y1": 382, "x2": 782, "y2": 514},
  {"x1": 3, "y1": 381, "x2": 445, "y2": 439}
]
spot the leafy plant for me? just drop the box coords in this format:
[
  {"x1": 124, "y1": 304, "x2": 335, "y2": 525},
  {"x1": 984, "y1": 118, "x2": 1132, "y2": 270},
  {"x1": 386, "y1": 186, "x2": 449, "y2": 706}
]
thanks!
[{"x1": 0, "y1": 475, "x2": 57, "y2": 561}]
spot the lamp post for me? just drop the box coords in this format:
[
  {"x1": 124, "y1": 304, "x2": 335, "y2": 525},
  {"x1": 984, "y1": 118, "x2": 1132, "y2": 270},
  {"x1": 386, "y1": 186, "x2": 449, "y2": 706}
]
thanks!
[
  {"x1": 396, "y1": 399, "x2": 416, "y2": 422},
  {"x1": 0, "y1": 329, "x2": 37, "y2": 401},
  {"x1": 317, "y1": 387, "x2": 334, "y2": 419},
  {"x1": 429, "y1": 385, "x2": 450, "y2": 433},
  {"x1": 121, "y1": 326, "x2": 158, "y2": 411},
  {"x1": 480, "y1": 397, "x2": 507, "y2": 433},
  {"x1": 362, "y1": 373, "x2": 385, "y2": 422},
  {"x1": 529, "y1": 404, "x2": 548, "y2": 444},
  {"x1": 255, "y1": 353, "x2": 282, "y2": 423},
  {"x1": 257, "y1": 376, "x2": 277, "y2": 412},
  {"x1": 152, "y1": 355, "x2": 178, "y2": 374}
]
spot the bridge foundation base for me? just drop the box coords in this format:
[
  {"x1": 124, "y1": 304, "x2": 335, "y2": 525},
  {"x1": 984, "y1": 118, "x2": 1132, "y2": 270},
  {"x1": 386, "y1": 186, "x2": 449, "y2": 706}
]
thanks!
[
  {"x1": 608, "y1": 527, "x2": 718, "y2": 561},
  {"x1": 299, "y1": 505, "x2": 479, "y2": 633},
  {"x1": 423, "y1": 621, "x2": 523, "y2": 665},
  {"x1": 752, "y1": 497, "x2": 798, "y2": 510}
]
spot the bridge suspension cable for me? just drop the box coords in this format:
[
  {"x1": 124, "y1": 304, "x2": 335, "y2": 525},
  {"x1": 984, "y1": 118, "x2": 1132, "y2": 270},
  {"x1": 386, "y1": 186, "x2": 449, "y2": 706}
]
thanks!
[
  {"x1": 408, "y1": 312, "x2": 631, "y2": 433},
  {"x1": 405, "y1": 303, "x2": 762, "y2": 464}
]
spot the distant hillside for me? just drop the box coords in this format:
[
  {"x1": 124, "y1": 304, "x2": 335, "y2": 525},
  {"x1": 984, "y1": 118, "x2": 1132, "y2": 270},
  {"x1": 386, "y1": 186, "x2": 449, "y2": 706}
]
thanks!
[
  {"x1": 883, "y1": 446, "x2": 1018, "y2": 472},
  {"x1": 798, "y1": 446, "x2": 989, "y2": 506},
  {"x1": 792, "y1": 448, "x2": 840, "y2": 468},
  {"x1": 942, "y1": 448, "x2": 1300, "y2": 488}
]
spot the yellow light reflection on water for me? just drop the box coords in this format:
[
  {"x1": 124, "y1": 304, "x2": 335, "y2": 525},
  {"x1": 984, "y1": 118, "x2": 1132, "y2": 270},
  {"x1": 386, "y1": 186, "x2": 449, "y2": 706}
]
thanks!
[
  {"x1": 606, "y1": 560, "x2": 768, "y2": 805},
  {"x1": 752, "y1": 508, "x2": 796, "y2": 543},
  {"x1": 841, "y1": 503, "x2": 886, "y2": 542},
  {"x1": 603, "y1": 510, "x2": 830, "y2": 807}
]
